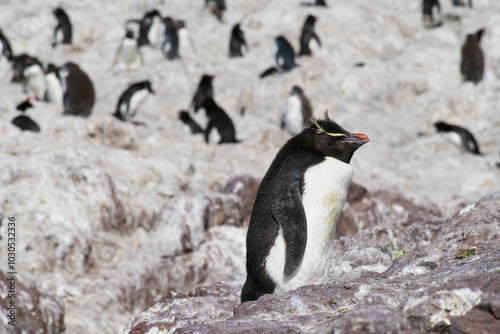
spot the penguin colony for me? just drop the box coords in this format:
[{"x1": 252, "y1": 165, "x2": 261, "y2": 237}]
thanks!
[{"x1": 1, "y1": 0, "x2": 496, "y2": 301}]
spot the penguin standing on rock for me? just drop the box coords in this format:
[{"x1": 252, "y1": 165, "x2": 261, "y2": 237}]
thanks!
[
  {"x1": 0, "y1": 28, "x2": 12, "y2": 62},
  {"x1": 229, "y1": 24, "x2": 247, "y2": 58},
  {"x1": 299, "y1": 15, "x2": 321, "y2": 56},
  {"x1": 59, "y1": 62, "x2": 95, "y2": 117},
  {"x1": 191, "y1": 74, "x2": 214, "y2": 111},
  {"x1": 198, "y1": 98, "x2": 239, "y2": 144},
  {"x1": 162, "y1": 17, "x2": 180, "y2": 60},
  {"x1": 282, "y1": 86, "x2": 313, "y2": 135},
  {"x1": 113, "y1": 30, "x2": 144, "y2": 70},
  {"x1": 52, "y1": 8, "x2": 72, "y2": 48},
  {"x1": 113, "y1": 80, "x2": 154, "y2": 125},
  {"x1": 460, "y1": 28, "x2": 485, "y2": 84},
  {"x1": 434, "y1": 121, "x2": 481, "y2": 155},
  {"x1": 241, "y1": 113, "x2": 369, "y2": 302}
]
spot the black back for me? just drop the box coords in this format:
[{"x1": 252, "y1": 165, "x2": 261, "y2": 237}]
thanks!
[
  {"x1": 179, "y1": 110, "x2": 203, "y2": 134},
  {"x1": 162, "y1": 17, "x2": 180, "y2": 60},
  {"x1": 422, "y1": 0, "x2": 440, "y2": 21},
  {"x1": 12, "y1": 115, "x2": 40, "y2": 132},
  {"x1": 299, "y1": 15, "x2": 321, "y2": 56},
  {"x1": 275, "y1": 36, "x2": 297, "y2": 72},
  {"x1": 137, "y1": 9, "x2": 161, "y2": 46},
  {"x1": 192, "y1": 75, "x2": 214, "y2": 111},
  {"x1": 10, "y1": 54, "x2": 41, "y2": 83},
  {"x1": 434, "y1": 121, "x2": 481, "y2": 155},
  {"x1": 114, "y1": 80, "x2": 154, "y2": 121},
  {"x1": 53, "y1": 7, "x2": 72, "y2": 47},
  {"x1": 461, "y1": 29, "x2": 485, "y2": 84},
  {"x1": 61, "y1": 62, "x2": 95, "y2": 117},
  {"x1": 242, "y1": 114, "x2": 368, "y2": 302},
  {"x1": 200, "y1": 98, "x2": 238, "y2": 144},
  {"x1": 229, "y1": 24, "x2": 247, "y2": 58},
  {"x1": 0, "y1": 28, "x2": 12, "y2": 61},
  {"x1": 16, "y1": 99, "x2": 33, "y2": 112}
]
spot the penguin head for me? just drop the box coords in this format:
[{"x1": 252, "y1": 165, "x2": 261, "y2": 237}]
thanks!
[
  {"x1": 434, "y1": 121, "x2": 452, "y2": 133},
  {"x1": 125, "y1": 29, "x2": 134, "y2": 39},
  {"x1": 179, "y1": 110, "x2": 190, "y2": 122},
  {"x1": 140, "y1": 80, "x2": 155, "y2": 94},
  {"x1": 53, "y1": 8, "x2": 67, "y2": 19},
  {"x1": 290, "y1": 85, "x2": 303, "y2": 96},
  {"x1": 305, "y1": 15, "x2": 317, "y2": 25},
  {"x1": 307, "y1": 113, "x2": 369, "y2": 163}
]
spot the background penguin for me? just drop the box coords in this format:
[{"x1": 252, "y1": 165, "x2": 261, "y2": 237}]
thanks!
[
  {"x1": 59, "y1": 62, "x2": 95, "y2": 117},
  {"x1": 422, "y1": 0, "x2": 441, "y2": 25},
  {"x1": 52, "y1": 7, "x2": 72, "y2": 48},
  {"x1": 113, "y1": 30, "x2": 144, "y2": 71},
  {"x1": 12, "y1": 115, "x2": 40, "y2": 132},
  {"x1": 434, "y1": 121, "x2": 481, "y2": 155},
  {"x1": 452, "y1": 0, "x2": 472, "y2": 7},
  {"x1": 300, "y1": 0, "x2": 328, "y2": 6},
  {"x1": 129, "y1": 9, "x2": 162, "y2": 47},
  {"x1": 281, "y1": 86, "x2": 313, "y2": 135},
  {"x1": 179, "y1": 110, "x2": 203, "y2": 134},
  {"x1": 229, "y1": 23, "x2": 248, "y2": 58},
  {"x1": 0, "y1": 28, "x2": 12, "y2": 62},
  {"x1": 23, "y1": 58, "x2": 46, "y2": 100},
  {"x1": 10, "y1": 54, "x2": 40, "y2": 83},
  {"x1": 162, "y1": 17, "x2": 180, "y2": 60},
  {"x1": 191, "y1": 74, "x2": 214, "y2": 111},
  {"x1": 275, "y1": 36, "x2": 297, "y2": 72},
  {"x1": 197, "y1": 97, "x2": 239, "y2": 144},
  {"x1": 176, "y1": 20, "x2": 196, "y2": 55},
  {"x1": 205, "y1": 0, "x2": 226, "y2": 22},
  {"x1": 44, "y1": 63, "x2": 63, "y2": 105},
  {"x1": 241, "y1": 113, "x2": 369, "y2": 302},
  {"x1": 16, "y1": 99, "x2": 33, "y2": 112},
  {"x1": 299, "y1": 15, "x2": 321, "y2": 57},
  {"x1": 113, "y1": 80, "x2": 154, "y2": 125},
  {"x1": 460, "y1": 28, "x2": 484, "y2": 84}
]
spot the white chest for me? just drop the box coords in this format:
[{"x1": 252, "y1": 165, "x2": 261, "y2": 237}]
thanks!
[
  {"x1": 266, "y1": 157, "x2": 353, "y2": 294},
  {"x1": 44, "y1": 72, "x2": 63, "y2": 105},
  {"x1": 118, "y1": 39, "x2": 140, "y2": 66},
  {"x1": 283, "y1": 95, "x2": 304, "y2": 135},
  {"x1": 128, "y1": 89, "x2": 150, "y2": 118}
]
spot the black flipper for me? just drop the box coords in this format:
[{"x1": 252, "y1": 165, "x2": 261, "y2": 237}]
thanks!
[{"x1": 271, "y1": 180, "x2": 307, "y2": 276}]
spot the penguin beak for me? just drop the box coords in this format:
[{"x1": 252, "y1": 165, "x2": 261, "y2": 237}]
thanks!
[{"x1": 345, "y1": 133, "x2": 369, "y2": 146}]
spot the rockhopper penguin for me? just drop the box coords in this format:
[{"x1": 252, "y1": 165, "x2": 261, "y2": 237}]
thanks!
[{"x1": 242, "y1": 113, "x2": 369, "y2": 302}]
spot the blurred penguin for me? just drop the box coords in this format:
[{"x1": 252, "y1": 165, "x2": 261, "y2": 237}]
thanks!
[
  {"x1": 452, "y1": 0, "x2": 472, "y2": 7},
  {"x1": 299, "y1": 15, "x2": 321, "y2": 56},
  {"x1": 300, "y1": 0, "x2": 328, "y2": 6},
  {"x1": 434, "y1": 121, "x2": 481, "y2": 155},
  {"x1": 461, "y1": 28, "x2": 485, "y2": 84},
  {"x1": 52, "y1": 8, "x2": 72, "y2": 48},
  {"x1": 259, "y1": 36, "x2": 298, "y2": 78},
  {"x1": 179, "y1": 110, "x2": 203, "y2": 134},
  {"x1": 128, "y1": 9, "x2": 162, "y2": 47},
  {"x1": 206, "y1": 0, "x2": 226, "y2": 22},
  {"x1": 16, "y1": 99, "x2": 33, "y2": 112},
  {"x1": 59, "y1": 62, "x2": 95, "y2": 117},
  {"x1": 162, "y1": 17, "x2": 180, "y2": 60},
  {"x1": 11, "y1": 54, "x2": 40, "y2": 83},
  {"x1": 113, "y1": 30, "x2": 143, "y2": 70},
  {"x1": 198, "y1": 97, "x2": 239, "y2": 144},
  {"x1": 0, "y1": 28, "x2": 13, "y2": 62},
  {"x1": 44, "y1": 63, "x2": 63, "y2": 105},
  {"x1": 192, "y1": 74, "x2": 214, "y2": 111},
  {"x1": 113, "y1": 80, "x2": 154, "y2": 126},
  {"x1": 422, "y1": 0, "x2": 441, "y2": 26},
  {"x1": 23, "y1": 58, "x2": 46, "y2": 100},
  {"x1": 176, "y1": 20, "x2": 196, "y2": 55},
  {"x1": 12, "y1": 115, "x2": 40, "y2": 132},
  {"x1": 281, "y1": 86, "x2": 313, "y2": 135},
  {"x1": 229, "y1": 24, "x2": 247, "y2": 58}
]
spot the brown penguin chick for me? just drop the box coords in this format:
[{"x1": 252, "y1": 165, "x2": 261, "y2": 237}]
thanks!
[
  {"x1": 460, "y1": 28, "x2": 485, "y2": 84},
  {"x1": 59, "y1": 62, "x2": 95, "y2": 117}
]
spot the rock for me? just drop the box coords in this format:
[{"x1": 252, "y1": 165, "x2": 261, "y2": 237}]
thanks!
[
  {"x1": 222, "y1": 175, "x2": 260, "y2": 225},
  {"x1": 121, "y1": 192, "x2": 500, "y2": 334},
  {"x1": 0, "y1": 271, "x2": 65, "y2": 333}
]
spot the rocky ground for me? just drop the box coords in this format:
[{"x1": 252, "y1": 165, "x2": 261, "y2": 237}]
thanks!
[{"x1": 0, "y1": 0, "x2": 499, "y2": 333}]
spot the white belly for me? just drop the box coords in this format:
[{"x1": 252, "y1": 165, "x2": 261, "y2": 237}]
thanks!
[
  {"x1": 23, "y1": 64, "x2": 46, "y2": 99},
  {"x1": 178, "y1": 28, "x2": 194, "y2": 54},
  {"x1": 116, "y1": 39, "x2": 141, "y2": 69},
  {"x1": 283, "y1": 95, "x2": 304, "y2": 135},
  {"x1": 266, "y1": 157, "x2": 353, "y2": 293},
  {"x1": 45, "y1": 72, "x2": 63, "y2": 105},
  {"x1": 128, "y1": 89, "x2": 150, "y2": 118}
]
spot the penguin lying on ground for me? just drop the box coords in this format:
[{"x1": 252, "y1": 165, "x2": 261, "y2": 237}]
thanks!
[
  {"x1": 434, "y1": 121, "x2": 481, "y2": 155},
  {"x1": 260, "y1": 36, "x2": 298, "y2": 78},
  {"x1": 52, "y1": 7, "x2": 72, "y2": 48},
  {"x1": 299, "y1": 15, "x2": 321, "y2": 56},
  {"x1": 242, "y1": 112, "x2": 369, "y2": 302},
  {"x1": 113, "y1": 80, "x2": 154, "y2": 126},
  {"x1": 179, "y1": 110, "x2": 203, "y2": 134},
  {"x1": 197, "y1": 98, "x2": 239, "y2": 144},
  {"x1": 59, "y1": 62, "x2": 95, "y2": 117},
  {"x1": 12, "y1": 115, "x2": 40, "y2": 132},
  {"x1": 460, "y1": 28, "x2": 485, "y2": 84},
  {"x1": 281, "y1": 86, "x2": 313, "y2": 135}
]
